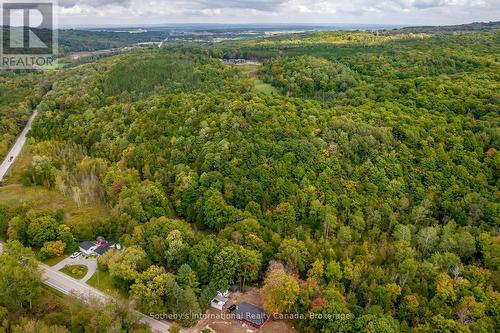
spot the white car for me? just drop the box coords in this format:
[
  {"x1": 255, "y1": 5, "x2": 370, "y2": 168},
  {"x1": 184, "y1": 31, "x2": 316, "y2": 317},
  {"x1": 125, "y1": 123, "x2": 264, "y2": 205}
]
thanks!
[{"x1": 70, "y1": 252, "x2": 82, "y2": 259}]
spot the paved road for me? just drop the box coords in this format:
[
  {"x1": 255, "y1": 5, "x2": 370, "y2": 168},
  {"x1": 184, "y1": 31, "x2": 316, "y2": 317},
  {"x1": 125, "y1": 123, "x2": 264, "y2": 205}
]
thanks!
[
  {"x1": 0, "y1": 110, "x2": 38, "y2": 182},
  {"x1": 0, "y1": 241, "x2": 176, "y2": 333},
  {"x1": 41, "y1": 264, "x2": 177, "y2": 332}
]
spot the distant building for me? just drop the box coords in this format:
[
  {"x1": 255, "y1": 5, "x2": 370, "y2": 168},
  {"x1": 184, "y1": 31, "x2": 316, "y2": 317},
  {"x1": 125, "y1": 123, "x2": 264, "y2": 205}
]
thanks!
[
  {"x1": 220, "y1": 58, "x2": 262, "y2": 66},
  {"x1": 233, "y1": 303, "x2": 268, "y2": 329}
]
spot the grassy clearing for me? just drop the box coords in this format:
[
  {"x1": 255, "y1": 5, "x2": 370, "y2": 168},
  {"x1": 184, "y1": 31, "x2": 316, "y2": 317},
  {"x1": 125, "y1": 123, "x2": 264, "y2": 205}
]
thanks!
[
  {"x1": 237, "y1": 64, "x2": 278, "y2": 95},
  {"x1": 0, "y1": 148, "x2": 110, "y2": 234},
  {"x1": 60, "y1": 265, "x2": 88, "y2": 280},
  {"x1": 2, "y1": 144, "x2": 33, "y2": 185},
  {"x1": 87, "y1": 269, "x2": 128, "y2": 300},
  {"x1": 0, "y1": 184, "x2": 109, "y2": 230},
  {"x1": 254, "y1": 78, "x2": 278, "y2": 94}
]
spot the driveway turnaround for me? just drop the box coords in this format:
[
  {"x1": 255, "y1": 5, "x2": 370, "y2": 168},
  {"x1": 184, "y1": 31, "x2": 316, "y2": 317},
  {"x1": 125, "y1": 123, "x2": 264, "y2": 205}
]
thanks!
[{"x1": 53, "y1": 256, "x2": 97, "y2": 283}]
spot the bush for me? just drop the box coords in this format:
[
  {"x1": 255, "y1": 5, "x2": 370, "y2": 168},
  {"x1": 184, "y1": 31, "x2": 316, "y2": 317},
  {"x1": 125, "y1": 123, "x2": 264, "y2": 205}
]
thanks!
[{"x1": 38, "y1": 240, "x2": 66, "y2": 261}]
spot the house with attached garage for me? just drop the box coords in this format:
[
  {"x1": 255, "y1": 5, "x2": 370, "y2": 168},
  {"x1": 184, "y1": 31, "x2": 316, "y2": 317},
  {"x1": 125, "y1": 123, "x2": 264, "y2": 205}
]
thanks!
[{"x1": 79, "y1": 237, "x2": 118, "y2": 256}]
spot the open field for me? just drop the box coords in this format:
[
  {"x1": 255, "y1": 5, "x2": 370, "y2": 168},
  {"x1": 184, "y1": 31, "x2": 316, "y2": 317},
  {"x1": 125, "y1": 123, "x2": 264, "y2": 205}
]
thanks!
[
  {"x1": 0, "y1": 184, "x2": 109, "y2": 230},
  {"x1": 39, "y1": 253, "x2": 66, "y2": 266},
  {"x1": 0, "y1": 148, "x2": 110, "y2": 238}
]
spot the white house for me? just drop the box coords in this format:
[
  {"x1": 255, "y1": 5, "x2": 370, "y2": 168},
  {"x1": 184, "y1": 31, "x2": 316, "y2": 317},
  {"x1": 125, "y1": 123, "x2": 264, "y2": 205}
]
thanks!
[{"x1": 79, "y1": 241, "x2": 97, "y2": 255}]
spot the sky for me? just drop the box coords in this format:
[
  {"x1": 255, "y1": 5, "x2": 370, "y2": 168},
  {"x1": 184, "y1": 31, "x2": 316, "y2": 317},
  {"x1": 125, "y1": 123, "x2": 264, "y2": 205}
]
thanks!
[{"x1": 54, "y1": 0, "x2": 500, "y2": 27}]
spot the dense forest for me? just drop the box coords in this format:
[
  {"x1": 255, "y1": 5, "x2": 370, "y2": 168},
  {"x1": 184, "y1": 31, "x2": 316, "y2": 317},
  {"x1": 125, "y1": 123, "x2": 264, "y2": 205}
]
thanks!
[
  {"x1": 0, "y1": 25, "x2": 499, "y2": 333},
  {"x1": 0, "y1": 72, "x2": 49, "y2": 160}
]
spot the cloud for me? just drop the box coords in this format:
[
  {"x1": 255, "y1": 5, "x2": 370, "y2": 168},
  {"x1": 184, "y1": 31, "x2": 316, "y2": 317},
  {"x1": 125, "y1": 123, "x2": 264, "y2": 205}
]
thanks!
[
  {"x1": 197, "y1": 0, "x2": 287, "y2": 11},
  {"x1": 55, "y1": 0, "x2": 500, "y2": 26},
  {"x1": 59, "y1": 0, "x2": 131, "y2": 8},
  {"x1": 59, "y1": 0, "x2": 287, "y2": 11},
  {"x1": 388, "y1": 0, "x2": 489, "y2": 10}
]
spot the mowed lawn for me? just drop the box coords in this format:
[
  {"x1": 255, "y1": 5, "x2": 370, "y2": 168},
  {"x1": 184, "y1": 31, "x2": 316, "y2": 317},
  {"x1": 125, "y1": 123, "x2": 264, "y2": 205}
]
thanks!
[{"x1": 87, "y1": 269, "x2": 128, "y2": 300}]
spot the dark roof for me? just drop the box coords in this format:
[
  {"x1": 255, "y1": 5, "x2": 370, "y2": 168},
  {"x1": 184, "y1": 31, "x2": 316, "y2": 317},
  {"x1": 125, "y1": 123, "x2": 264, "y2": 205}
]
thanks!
[
  {"x1": 79, "y1": 241, "x2": 95, "y2": 251},
  {"x1": 94, "y1": 243, "x2": 111, "y2": 255},
  {"x1": 234, "y1": 303, "x2": 268, "y2": 328}
]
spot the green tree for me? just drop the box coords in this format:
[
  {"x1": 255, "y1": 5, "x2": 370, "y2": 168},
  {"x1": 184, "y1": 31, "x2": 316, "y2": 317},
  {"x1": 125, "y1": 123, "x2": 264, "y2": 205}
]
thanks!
[
  {"x1": 108, "y1": 246, "x2": 150, "y2": 289},
  {"x1": 353, "y1": 314, "x2": 400, "y2": 333},
  {"x1": 416, "y1": 226, "x2": 439, "y2": 257},
  {"x1": 176, "y1": 264, "x2": 199, "y2": 291},
  {"x1": 276, "y1": 238, "x2": 309, "y2": 274},
  {"x1": 0, "y1": 241, "x2": 43, "y2": 310},
  {"x1": 325, "y1": 260, "x2": 343, "y2": 282},
  {"x1": 211, "y1": 246, "x2": 240, "y2": 289},
  {"x1": 237, "y1": 247, "x2": 262, "y2": 289}
]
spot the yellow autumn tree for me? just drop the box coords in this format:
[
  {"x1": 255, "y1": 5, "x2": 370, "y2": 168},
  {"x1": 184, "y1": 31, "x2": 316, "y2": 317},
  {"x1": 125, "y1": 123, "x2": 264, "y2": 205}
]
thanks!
[
  {"x1": 436, "y1": 273, "x2": 456, "y2": 302},
  {"x1": 262, "y1": 268, "x2": 300, "y2": 314}
]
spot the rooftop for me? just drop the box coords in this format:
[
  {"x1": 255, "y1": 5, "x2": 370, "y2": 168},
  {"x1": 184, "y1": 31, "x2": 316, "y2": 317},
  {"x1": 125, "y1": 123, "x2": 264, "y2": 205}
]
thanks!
[
  {"x1": 79, "y1": 241, "x2": 95, "y2": 251},
  {"x1": 213, "y1": 293, "x2": 228, "y2": 304},
  {"x1": 94, "y1": 243, "x2": 111, "y2": 255},
  {"x1": 233, "y1": 303, "x2": 268, "y2": 328}
]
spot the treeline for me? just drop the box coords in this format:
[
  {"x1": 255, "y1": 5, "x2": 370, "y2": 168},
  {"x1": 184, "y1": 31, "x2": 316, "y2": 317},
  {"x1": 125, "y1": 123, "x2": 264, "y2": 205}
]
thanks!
[
  {"x1": 58, "y1": 29, "x2": 168, "y2": 54},
  {"x1": 0, "y1": 72, "x2": 49, "y2": 161}
]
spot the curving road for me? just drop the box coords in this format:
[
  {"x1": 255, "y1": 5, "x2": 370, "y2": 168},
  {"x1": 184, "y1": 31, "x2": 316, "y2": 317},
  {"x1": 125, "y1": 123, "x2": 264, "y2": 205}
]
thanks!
[
  {"x1": 41, "y1": 264, "x2": 174, "y2": 333},
  {"x1": 0, "y1": 241, "x2": 176, "y2": 333},
  {"x1": 0, "y1": 110, "x2": 38, "y2": 182}
]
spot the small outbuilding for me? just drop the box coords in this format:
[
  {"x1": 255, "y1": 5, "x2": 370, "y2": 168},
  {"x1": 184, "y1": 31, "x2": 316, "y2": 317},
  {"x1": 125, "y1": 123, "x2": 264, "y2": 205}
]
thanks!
[
  {"x1": 211, "y1": 291, "x2": 229, "y2": 311},
  {"x1": 233, "y1": 303, "x2": 268, "y2": 329}
]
